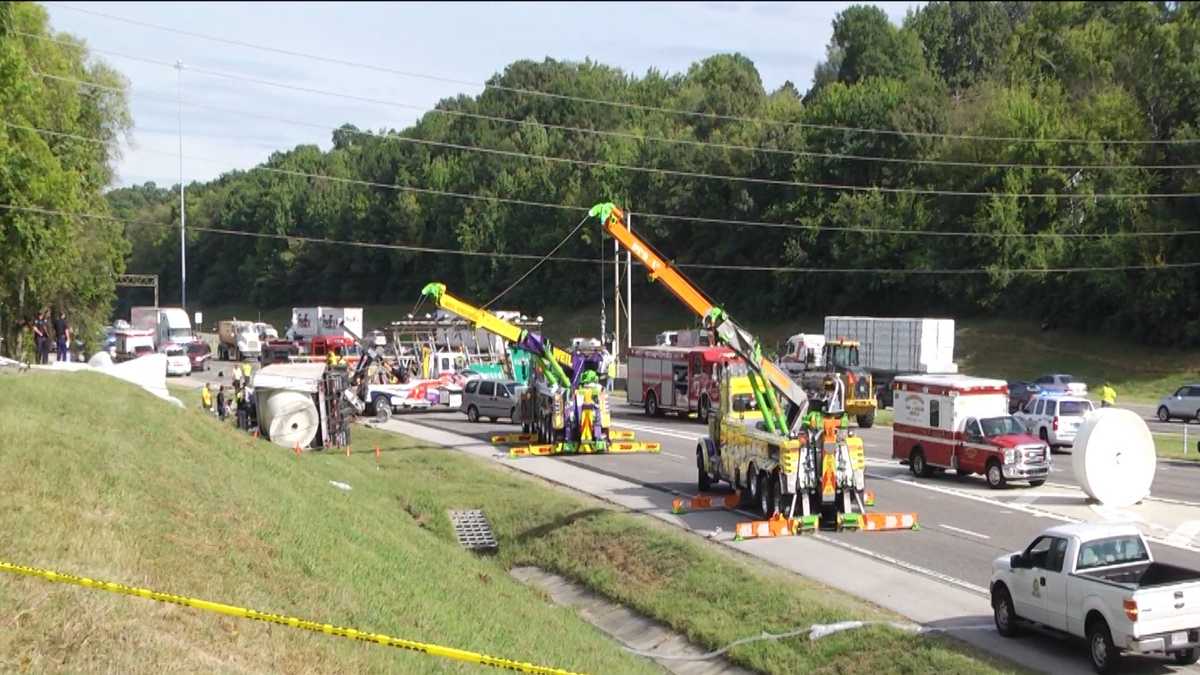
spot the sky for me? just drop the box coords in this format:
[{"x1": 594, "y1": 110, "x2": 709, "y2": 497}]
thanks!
[{"x1": 42, "y1": 1, "x2": 923, "y2": 187}]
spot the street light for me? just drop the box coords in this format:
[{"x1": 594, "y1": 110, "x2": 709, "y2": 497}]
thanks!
[{"x1": 176, "y1": 59, "x2": 186, "y2": 310}]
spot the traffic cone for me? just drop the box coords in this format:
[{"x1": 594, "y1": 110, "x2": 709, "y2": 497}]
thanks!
[
  {"x1": 294, "y1": 442, "x2": 301, "y2": 457},
  {"x1": 374, "y1": 445, "x2": 381, "y2": 461}
]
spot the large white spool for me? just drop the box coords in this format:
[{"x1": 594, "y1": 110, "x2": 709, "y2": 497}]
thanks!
[
  {"x1": 260, "y1": 390, "x2": 319, "y2": 449},
  {"x1": 1072, "y1": 407, "x2": 1156, "y2": 507}
]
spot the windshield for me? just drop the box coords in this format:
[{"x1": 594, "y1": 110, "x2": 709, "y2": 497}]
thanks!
[
  {"x1": 980, "y1": 416, "x2": 1026, "y2": 437},
  {"x1": 1059, "y1": 400, "x2": 1093, "y2": 416},
  {"x1": 166, "y1": 347, "x2": 184, "y2": 356},
  {"x1": 1077, "y1": 535, "x2": 1149, "y2": 570},
  {"x1": 731, "y1": 393, "x2": 758, "y2": 413},
  {"x1": 167, "y1": 328, "x2": 194, "y2": 341}
]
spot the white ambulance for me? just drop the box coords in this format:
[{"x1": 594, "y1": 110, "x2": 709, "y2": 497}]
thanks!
[{"x1": 891, "y1": 374, "x2": 1051, "y2": 489}]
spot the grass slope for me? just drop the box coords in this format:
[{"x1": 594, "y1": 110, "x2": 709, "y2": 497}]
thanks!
[
  {"x1": 0, "y1": 371, "x2": 654, "y2": 674},
  {"x1": 1, "y1": 372, "x2": 1019, "y2": 674}
]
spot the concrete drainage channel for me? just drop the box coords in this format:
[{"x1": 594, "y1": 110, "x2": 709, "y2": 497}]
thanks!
[{"x1": 510, "y1": 566, "x2": 753, "y2": 675}]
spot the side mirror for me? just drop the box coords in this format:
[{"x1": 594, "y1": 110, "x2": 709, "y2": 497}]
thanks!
[{"x1": 1010, "y1": 554, "x2": 1027, "y2": 569}]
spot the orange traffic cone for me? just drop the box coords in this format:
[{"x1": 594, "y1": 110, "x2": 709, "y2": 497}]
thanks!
[
  {"x1": 374, "y1": 445, "x2": 381, "y2": 461},
  {"x1": 294, "y1": 442, "x2": 301, "y2": 457}
]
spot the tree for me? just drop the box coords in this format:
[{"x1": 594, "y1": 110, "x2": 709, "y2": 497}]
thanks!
[{"x1": 0, "y1": 2, "x2": 131, "y2": 358}]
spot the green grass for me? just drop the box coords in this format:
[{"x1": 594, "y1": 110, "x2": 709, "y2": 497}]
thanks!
[
  {"x1": 1, "y1": 372, "x2": 1020, "y2": 674},
  {"x1": 1155, "y1": 430, "x2": 1200, "y2": 462}
]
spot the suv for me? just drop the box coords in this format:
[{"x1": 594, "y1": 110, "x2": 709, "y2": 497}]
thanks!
[
  {"x1": 1014, "y1": 394, "x2": 1094, "y2": 449},
  {"x1": 1006, "y1": 381, "x2": 1041, "y2": 414},
  {"x1": 1157, "y1": 384, "x2": 1200, "y2": 422},
  {"x1": 1032, "y1": 374, "x2": 1088, "y2": 397},
  {"x1": 461, "y1": 379, "x2": 519, "y2": 423}
]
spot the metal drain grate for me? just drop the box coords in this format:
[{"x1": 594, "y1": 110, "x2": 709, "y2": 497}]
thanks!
[{"x1": 449, "y1": 510, "x2": 498, "y2": 553}]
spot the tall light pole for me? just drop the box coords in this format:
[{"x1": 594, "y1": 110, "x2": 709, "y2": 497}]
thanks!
[{"x1": 176, "y1": 60, "x2": 186, "y2": 310}]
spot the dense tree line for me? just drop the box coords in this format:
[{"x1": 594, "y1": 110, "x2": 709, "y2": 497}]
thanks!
[
  {"x1": 111, "y1": 2, "x2": 1200, "y2": 345},
  {"x1": 0, "y1": 2, "x2": 130, "y2": 357}
]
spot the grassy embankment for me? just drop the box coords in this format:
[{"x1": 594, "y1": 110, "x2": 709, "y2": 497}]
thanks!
[{"x1": 0, "y1": 371, "x2": 1020, "y2": 674}]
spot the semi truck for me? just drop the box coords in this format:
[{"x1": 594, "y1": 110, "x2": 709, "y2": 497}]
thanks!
[
  {"x1": 822, "y1": 316, "x2": 958, "y2": 408},
  {"x1": 778, "y1": 332, "x2": 877, "y2": 428},
  {"x1": 130, "y1": 306, "x2": 194, "y2": 348},
  {"x1": 217, "y1": 320, "x2": 262, "y2": 361},
  {"x1": 592, "y1": 202, "x2": 912, "y2": 529}
]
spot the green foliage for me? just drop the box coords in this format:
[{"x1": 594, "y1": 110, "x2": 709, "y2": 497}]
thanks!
[
  {"x1": 109, "y1": 2, "x2": 1200, "y2": 346},
  {"x1": 0, "y1": 2, "x2": 130, "y2": 357}
]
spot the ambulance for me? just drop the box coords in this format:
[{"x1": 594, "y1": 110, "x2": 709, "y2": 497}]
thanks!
[{"x1": 891, "y1": 374, "x2": 1051, "y2": 489}]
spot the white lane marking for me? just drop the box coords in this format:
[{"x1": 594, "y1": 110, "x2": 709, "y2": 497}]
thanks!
[
  {"x1": 661, "y1": 451, "x2": 688, "y2": 461},
  {"x1": 1047, "y1": 481, "x2": 1200, "y2": 509},
  {"x1": 939, "y1": 524, "x2": 991, "y2": 540},
  {"x1": 1167, "y1": 521, "x2": 1200, "y2": 548},
  {"x1": 618, "y1": 422, "x2": 703, "y2": 443},
  {"x1": 810, "y1": 533, "x2": 989, "y2": 597}
]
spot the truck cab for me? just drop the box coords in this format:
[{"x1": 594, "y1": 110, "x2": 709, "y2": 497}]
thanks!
[{"x1": 892, "y1": 374, "x2": 1050, "y2": 489}]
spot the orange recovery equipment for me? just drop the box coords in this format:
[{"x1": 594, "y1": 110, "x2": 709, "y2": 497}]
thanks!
[{"x1": 590, "y1": 202, "x2": 916, "y2": 533}]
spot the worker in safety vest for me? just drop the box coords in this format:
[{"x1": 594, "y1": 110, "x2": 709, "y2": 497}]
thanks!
[
  {"x1": 605, "y1": 352, "x2": 616, "y2": 392},
  {"x1": 1098, "y1": 382, "x2": 1117, "y2": 408},
  {"x1": 201, "y1": 383, "x2": 214, "y2": 414},
  {"x1": 241, "y1": 361, "x2": 252, "y2": 381}
]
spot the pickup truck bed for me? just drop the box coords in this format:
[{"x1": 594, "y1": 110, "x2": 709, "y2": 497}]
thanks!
[{"x1": 1078, "y1": 562, "x2": 1200, "y2": 588}]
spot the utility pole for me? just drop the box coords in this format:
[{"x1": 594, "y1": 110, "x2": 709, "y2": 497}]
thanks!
[
  {"x1": 626, "y1": 209, "x2": 632, "y2": 351},
  {"x1": 176, "y1": 60, "x2": 186, "y2": 310}
]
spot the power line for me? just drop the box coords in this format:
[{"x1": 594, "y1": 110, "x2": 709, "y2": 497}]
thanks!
[
  {"x1": 5, "y1": 202, "x2": 1200, "y2": 275},
  {"x1": 11, "y1": 118, "x2": 1200, "y2": 241},
  {"x1": 20, "y1": 64, "x2": 1200, "y2": 201},
  {"x1": 44, "y1": 1, "x2": 1200, "y2": 148}
]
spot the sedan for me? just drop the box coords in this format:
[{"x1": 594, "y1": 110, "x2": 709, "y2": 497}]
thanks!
[
  {"x1": 1157, "y1": 384, "x2": 1200, "y2": 422},
  {"x1": 186, "y1": 340, "x2": 212, "y2": 371}
]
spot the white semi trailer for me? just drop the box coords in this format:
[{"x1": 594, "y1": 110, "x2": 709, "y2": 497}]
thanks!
[{"x1": 822, "y1": 316, "x2": 958, "y2": 408}]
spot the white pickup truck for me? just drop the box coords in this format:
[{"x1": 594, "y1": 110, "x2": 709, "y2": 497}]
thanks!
[{"x1": 991, "y1": 523, "x2": 1200, "y2": 673}]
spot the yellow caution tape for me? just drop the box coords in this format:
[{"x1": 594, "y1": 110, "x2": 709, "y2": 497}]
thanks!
[{"x1": 0, "y1": 560, "x2": 583, "y2": 675}]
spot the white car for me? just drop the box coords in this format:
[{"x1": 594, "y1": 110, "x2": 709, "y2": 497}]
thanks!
[
  {"x1": 992, "y1": 523, "x2": 1200, "y2": 673},
  {"x1": 1032, "y1": 373, "x2": 1088, "y2": 397},
  {"x1": 161, "y1": 343, "x2": 192, "y2": 377},
  {"x1": 1014, "y1": 393, "x2": 1094, "y2": 449}
]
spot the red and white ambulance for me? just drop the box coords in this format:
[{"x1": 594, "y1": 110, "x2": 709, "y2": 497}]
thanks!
[
  {"x1": 627, "y1": 345, "x2": 736, "y2": 422},
  {"x1": 891, "y1": 374, "x2": 1051, "y2": 489}
]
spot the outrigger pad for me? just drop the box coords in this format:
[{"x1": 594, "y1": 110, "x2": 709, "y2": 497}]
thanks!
[
  {"x1": 734, "y1": 514, "x2": 802, "y2": 540},
  {"x1": 609, "y1": 430, "x2": 636, "y2": 441},
  {"x1": 671, "y1": 492, "x2": 740, "y2": 514},
  {"x1": 861, "y1": 512, "x2": 919, "y2": 531},
  {"x1": 840, "y1": 512, "x2": 863, "y2": 531},
  {"x1": 507, "y1": 441, "x2": 661, "y2": 458},
  {"x1": 491, "y1": 433, "x2": 538, "y2": 445}
]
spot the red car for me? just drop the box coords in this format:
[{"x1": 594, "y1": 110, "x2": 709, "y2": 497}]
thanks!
[{"x1": 186, "y1": 340, "x2": 212, "y2": 371}]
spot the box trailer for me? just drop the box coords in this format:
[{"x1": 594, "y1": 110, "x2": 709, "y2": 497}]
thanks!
[
  {"x1": 289, "y1": 307, "x2": 364, "y2": 341},
  {"x1": 823, "y1": 316, "x2": 958, "y2": 408}
]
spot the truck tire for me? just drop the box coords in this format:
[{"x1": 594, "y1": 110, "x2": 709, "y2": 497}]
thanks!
[
  {"x1": 467, "y1": 405, "x2": 480, "y2": 423},
  {"x1": 1087, "y1": 617, "x2": 1119, "y2": 674},
  {"x1": 991, "y1": 584, "x2": 1020, "y2": 637},
  {"x1": 697, "y1": 447, "x2": 712, "y2": 491},
  {"x1": 757, "y1": 472, "x2": 774, "y2": 516},
  {"x1": 986, "y1": 460, "x2": 1007, "y2": 489},
  {"x1": 856, "y1": 410, "x2": 875, "y2": 429},
  {"x1": 745, "y1": 465, "x2": 760, "y2": 508},
  {"x1": 1174, "y1": 648, "x2": 1200, "y2": 665},
  {"x1": 373, "y1": 395, "x2": 391, "y2": 424},
  {"x1": 909, "y1": 449, "x2": 933, "y2": 478},
  {"x1": 645, "y1": 391, "x2": 661, "y2": 417}
]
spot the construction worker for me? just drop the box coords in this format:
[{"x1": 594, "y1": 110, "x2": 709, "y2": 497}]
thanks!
[
  {"x1": 216, "y1": 385, "x2": 227, "y2": 421},
  {"x1": 201, "y1": 383, "x2": 214, "y2": 414},
  {"x1": 1099, "y1": 381, "x2": 1117, "y2": 408},
  {"x1": 605, "y1": 350, "x2": 617, "y2": 393},
  {"x1": 241, "y1": 361, "x2": 252, "y2": 382}
]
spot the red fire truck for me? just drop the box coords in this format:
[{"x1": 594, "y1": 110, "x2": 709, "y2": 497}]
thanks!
[{"x1": 627, "y1": 345, "x2": 737, "y2": 422}]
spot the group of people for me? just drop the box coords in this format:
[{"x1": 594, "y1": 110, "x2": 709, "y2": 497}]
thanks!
[
  {"x1": 26, "y1": 310, "x2": 72, "y2": 364},
  {"x1": 200, "y1": 362, "x2": 257, "y2": 430}
]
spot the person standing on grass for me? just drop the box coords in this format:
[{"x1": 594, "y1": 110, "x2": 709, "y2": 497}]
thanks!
[
  {"x1": 1099, "y1": 381, "x2": 1117, "y2": 408},
  {"x1": 201, "y1": 382, "x2": 214, "y2": 414},
  {"x1": 53, "y1": 311, "x2": 70, "y2": 363},
  {"x1": 216, "y1": 385, "x2": 227, "y2": 421},
  {"x1": 31, "y1": 311, "x2": 49, "y2": 364}
]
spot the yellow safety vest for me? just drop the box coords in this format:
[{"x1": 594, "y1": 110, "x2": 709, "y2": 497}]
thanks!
[{"x1": 201, "y1": 388, "x2": 213, "y2": 407}]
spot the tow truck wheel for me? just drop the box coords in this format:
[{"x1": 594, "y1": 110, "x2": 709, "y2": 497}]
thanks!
[
  {"x1": 697, "y1": 448, "x2": 712, "y2": 491},
  {"x1": 746, "y1": 466, "x2": 760, "y2": 507},
  {"x1": 1174, "y1": 648, "x2": 1200, "y2": 665},
  {"x1": 467, "y1": 405, "x2": 479, "y2": 423},
  {"x1": 991, "y1": 585, "x2": 1020, "y2": 637},
  {"x1": 986, "y1": 461, "x2": 1007, "y2": 490},
  {"x1": 1087, "y1": 617, "x2": 1119, "y2": 674},
  {"x1": 757, "y1": 472, "x2": 775, "y2": 516}
]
